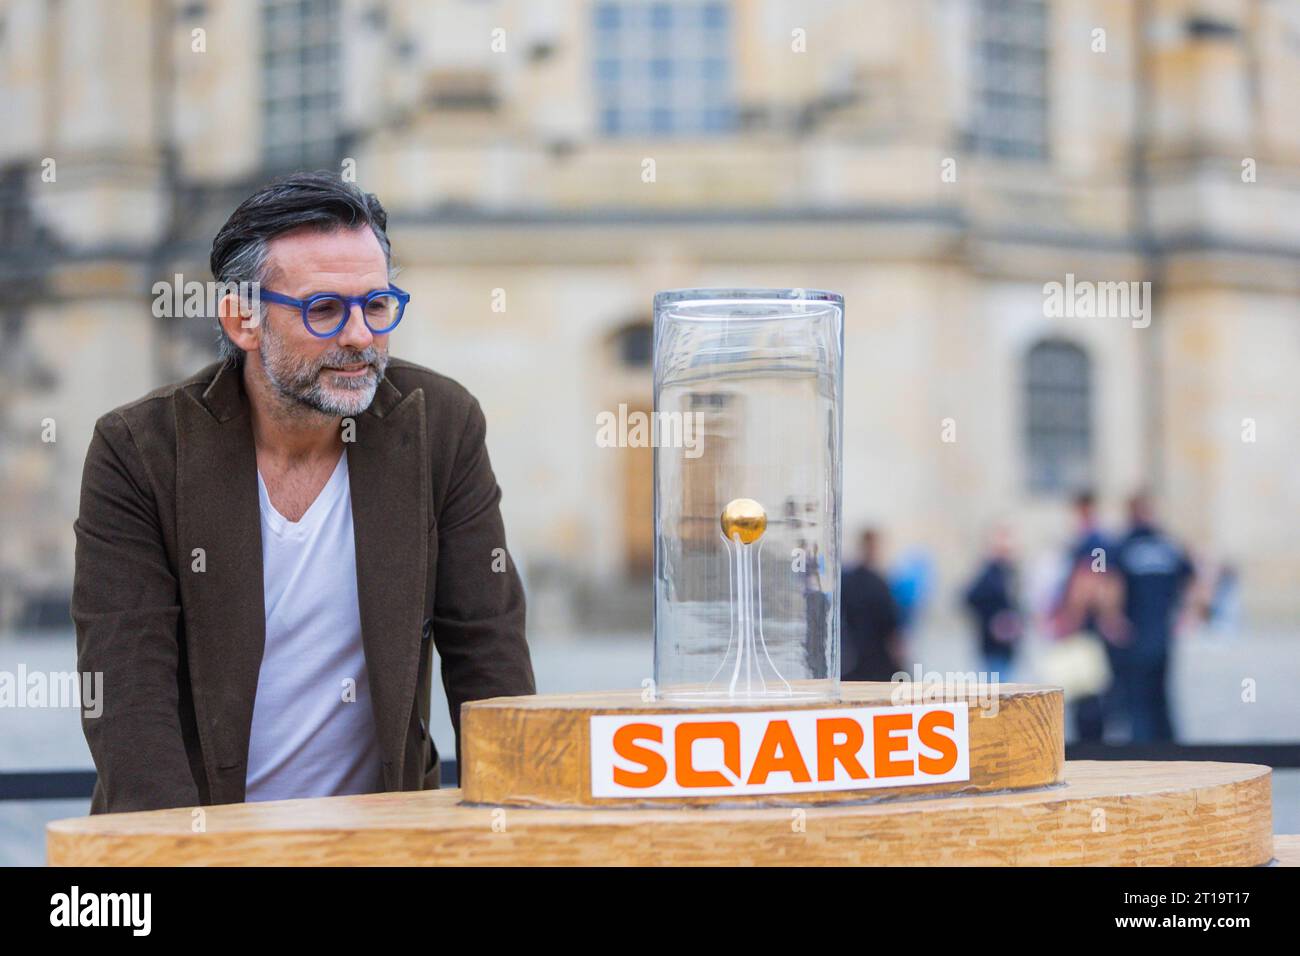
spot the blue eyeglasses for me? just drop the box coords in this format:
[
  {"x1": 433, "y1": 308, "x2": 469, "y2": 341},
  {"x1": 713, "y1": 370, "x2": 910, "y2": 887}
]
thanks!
[{"x1": 259, "y1": 285, "x2": 410, "y2": 338}]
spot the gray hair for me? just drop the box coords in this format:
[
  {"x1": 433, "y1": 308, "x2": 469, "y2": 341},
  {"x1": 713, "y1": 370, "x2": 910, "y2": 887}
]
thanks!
[
  {"x1": 209, "y1": 171, "x2": 394, "y2": 364},
  {"x1": 214, "y1": 238, "x2": 271, "y2": 363}
]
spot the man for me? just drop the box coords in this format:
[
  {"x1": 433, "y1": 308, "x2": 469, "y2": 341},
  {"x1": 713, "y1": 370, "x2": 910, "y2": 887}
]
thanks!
[
  {"x1": 1112, "y1": 491, "x2": 1195, "y2": 742},
  {"x1": 840, "y1": 529, "x2": 903, "y2": 682},
  {"x1": 961, "y1": 524, "x2": 1023, "y2": 682},
  {"x1": 1066, "y1": 491, "x2": 1110, "y2": 573},
  {"x1": 72, "y1": 173, "x2": 535, "y2": 813},
  {"x1": 1054, "y1": 490, "x2": 1121, "y2": 740}
]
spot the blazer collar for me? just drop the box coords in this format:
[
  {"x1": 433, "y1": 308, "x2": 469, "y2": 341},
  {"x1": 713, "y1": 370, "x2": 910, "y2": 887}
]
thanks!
[
  {"x1": 198, "y1": 359, "x2": 246, "y2": 423},
  {"x1": 346, "y1": 381, "x2": 429, "y2": 786}
]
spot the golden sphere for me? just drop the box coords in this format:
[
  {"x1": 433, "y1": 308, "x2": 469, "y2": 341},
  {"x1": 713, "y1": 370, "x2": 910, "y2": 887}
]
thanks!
[{"x1": 720, "y1": 498, "x2": 767, "y2": 544}]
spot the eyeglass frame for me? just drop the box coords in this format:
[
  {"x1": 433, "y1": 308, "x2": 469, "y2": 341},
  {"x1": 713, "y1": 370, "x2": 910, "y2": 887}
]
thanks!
[{"x1": 257, "y1": 285, "x2": 411, "y2": 338}]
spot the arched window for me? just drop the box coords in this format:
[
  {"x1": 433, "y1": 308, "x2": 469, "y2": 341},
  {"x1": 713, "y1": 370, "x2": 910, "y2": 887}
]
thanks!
[{"x1": 1024, "y1": 339, "x2": 1092, "y2": 493}]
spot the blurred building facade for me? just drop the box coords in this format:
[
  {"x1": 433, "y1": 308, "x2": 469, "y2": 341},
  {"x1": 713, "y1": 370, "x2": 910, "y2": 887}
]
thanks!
[{"x1": 1, "y1": 0, "x2": 1298, "y2": 633}]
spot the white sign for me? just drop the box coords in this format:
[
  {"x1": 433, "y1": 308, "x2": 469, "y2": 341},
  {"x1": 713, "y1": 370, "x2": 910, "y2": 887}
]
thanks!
[{"x1": 590, "y1": 702, "x2": 970, "y2": 799}]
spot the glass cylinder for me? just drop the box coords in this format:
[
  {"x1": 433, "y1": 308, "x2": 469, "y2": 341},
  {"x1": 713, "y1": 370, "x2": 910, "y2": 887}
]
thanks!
[{"x1": 653, "y1": 289, "x2": 844, "y2": 702}]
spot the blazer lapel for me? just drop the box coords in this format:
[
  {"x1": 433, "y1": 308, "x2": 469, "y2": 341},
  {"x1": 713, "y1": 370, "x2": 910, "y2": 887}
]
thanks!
[
  {"x1": 347, "y1": 376, "x2": 429, "y2": 786},
  {"x1": 175, "y1": 362, "x2": 266, "y2": 804}
]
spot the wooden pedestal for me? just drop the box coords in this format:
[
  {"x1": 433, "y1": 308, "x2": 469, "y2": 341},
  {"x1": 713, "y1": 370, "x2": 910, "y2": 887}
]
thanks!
[
  {"x1": 44, "y1": 683, "x2": 1279, "y2": 865},
  {"x1": 47, "y1": 761, "x2": 1274, "y2": 866},
  {"x1": 461, "y1": 682, "x2": 1063, "y2": 807}
]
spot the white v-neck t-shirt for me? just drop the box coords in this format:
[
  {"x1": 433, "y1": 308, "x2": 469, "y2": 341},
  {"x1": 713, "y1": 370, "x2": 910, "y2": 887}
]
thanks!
[{"x1": 244, "y1": 451, "x2": 384, "y2": 802}]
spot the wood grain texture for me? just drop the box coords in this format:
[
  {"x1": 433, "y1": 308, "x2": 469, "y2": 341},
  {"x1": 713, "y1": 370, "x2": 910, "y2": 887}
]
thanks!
[
  {"x1": 460, "y1": 682, "x2": 1064, "y2": 807},
  {"x1": 46, "y1": 761, "x2": 1272, "y2": 866}
]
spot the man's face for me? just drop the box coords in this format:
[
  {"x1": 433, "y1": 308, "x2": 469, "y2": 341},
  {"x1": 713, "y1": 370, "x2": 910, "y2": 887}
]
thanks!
[{"x1": 257, "y1": 225, "x2": 392, "y2": 417}]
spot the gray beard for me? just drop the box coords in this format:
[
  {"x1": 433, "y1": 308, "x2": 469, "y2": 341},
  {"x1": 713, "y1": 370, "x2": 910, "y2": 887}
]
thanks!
[{"x1": 259, "y1": 325, "x2": 389, "y2": 418}]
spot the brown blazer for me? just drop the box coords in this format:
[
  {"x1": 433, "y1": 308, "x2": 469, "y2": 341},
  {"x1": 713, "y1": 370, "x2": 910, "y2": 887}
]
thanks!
[{"x1": 71, "y1": 358, "x2": 535, "y2": 814}]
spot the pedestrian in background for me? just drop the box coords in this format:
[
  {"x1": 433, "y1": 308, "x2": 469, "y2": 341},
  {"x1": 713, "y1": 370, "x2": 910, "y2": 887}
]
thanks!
[
  {"x1": 1113, "y1": 491, "x2": 1196, "y2": 742},
  {"x1": 1057, "y1": 491, "x2": 1118, "y2": 740},
  {"x1": 841, "y1": 529, "x2": 903, "y2": 682},
  {"x1": 962, "y1": 524, "x2": 1023, "y2": 682}
]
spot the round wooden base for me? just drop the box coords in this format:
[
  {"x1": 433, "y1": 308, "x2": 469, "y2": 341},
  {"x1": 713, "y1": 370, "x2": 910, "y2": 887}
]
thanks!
[
  {"x1": 461, "y1": 682, "x2": 1064, "y2": 807},
  {"x1": 47, "y1": 760, "x2": 1274, "y2": 866}
]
